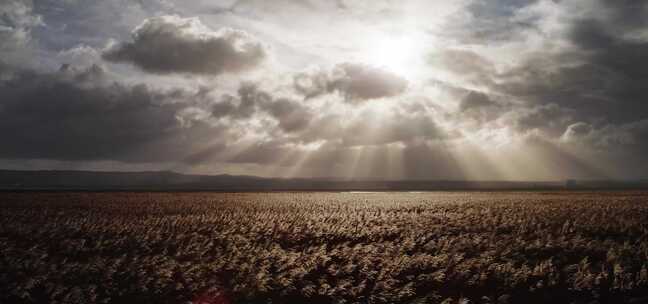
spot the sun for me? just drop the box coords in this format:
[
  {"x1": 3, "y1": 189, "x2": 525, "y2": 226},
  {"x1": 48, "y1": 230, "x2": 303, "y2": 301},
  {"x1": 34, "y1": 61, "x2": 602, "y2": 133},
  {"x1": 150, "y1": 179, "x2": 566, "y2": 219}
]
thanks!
[{"x1": 363, "y1": 33, "x2": 421, "y2": 79}]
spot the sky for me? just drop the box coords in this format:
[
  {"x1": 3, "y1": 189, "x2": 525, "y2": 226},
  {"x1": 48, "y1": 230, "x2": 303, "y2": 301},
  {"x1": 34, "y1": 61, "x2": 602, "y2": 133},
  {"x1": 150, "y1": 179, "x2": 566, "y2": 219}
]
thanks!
[{"x1": 1, "y1": 0, "x2": 647, "y2": 181}]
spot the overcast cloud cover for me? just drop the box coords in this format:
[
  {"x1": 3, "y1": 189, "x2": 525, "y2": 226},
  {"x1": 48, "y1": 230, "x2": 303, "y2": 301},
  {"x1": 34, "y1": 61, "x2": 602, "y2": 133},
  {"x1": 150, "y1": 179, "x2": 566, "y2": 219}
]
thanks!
[{"x1": 1, "y1": 0, "x2": 647, "y2": 180}]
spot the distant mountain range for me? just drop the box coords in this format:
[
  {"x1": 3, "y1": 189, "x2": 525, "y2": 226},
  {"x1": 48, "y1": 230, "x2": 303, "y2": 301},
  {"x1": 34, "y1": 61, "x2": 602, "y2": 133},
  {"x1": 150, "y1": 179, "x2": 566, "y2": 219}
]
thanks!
[{"x1": 0, "y1": 170, "x2": 646, "y2": 191}]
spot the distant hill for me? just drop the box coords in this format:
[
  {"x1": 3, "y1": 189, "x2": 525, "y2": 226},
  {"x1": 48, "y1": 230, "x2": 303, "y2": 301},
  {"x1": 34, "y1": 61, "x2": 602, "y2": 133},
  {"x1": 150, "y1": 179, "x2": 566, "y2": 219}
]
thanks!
[{"x1": 0, "y1": 170, "x2": 646, "y2": 191}]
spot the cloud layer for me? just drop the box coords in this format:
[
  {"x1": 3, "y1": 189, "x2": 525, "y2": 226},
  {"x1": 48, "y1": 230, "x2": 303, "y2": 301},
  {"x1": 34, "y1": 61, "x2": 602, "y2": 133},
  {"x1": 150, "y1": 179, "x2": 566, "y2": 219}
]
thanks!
[
  {"x1": 1, "y1": 0, "x2": 647, "y2": 180},
  {"x1": 0, "y1": 63, "x2": 218, "y2": 162}
]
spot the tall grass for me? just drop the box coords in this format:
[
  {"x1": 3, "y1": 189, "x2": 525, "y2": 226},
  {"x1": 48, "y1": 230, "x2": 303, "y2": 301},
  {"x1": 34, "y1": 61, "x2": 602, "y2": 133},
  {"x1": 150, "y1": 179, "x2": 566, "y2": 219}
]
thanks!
[{"x1": 1, "y1": 191, "x2": 647, "y2": 303}]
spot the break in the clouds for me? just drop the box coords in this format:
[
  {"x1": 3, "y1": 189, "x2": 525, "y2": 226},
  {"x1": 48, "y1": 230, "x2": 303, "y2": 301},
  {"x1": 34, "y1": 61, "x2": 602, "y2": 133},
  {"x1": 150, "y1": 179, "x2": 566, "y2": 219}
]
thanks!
[{"x1": 1, "y1": 0, "x2": 648, "y2": 180}]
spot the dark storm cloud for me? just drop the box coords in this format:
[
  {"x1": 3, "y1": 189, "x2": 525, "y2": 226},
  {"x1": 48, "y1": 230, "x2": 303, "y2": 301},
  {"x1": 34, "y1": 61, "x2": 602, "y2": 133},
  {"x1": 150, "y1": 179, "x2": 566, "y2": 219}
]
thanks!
[
  {"x1": 57, "y1": 63, "x2": 106, "y2": 83},
  {"x1": 459, "y1": 91, "x2": 497, "y2": 112},
  {"x1": 508, "y1": 103, "x2": 572, "y2": 134},
  {"x1": 438, "y1": 0, "x2": 648, "y2": 152},
  {"x1": 493, "y1": 5, "x2": 648, "y2": 128},
  {"x1": 294, "y1": 63, "x2": 408, "y2": 102},
  {"x1": 562, "y1": 120, "x2": 648, "y2": 153},
  {"x1": 457, "y1": 91, "x2": 505, "y2": 124},
  {"x1": 212, "y1": 82, "x2": 313, "y2": 133},
  {"x1": 568, "y1": 19, "x2": 648, "y2": 83},
  {"x1": 103, "y1": 15, "x2": 267, "y2": 75},
  {"x1": 212, "y1": 83, "x2": 269, "y2": 119},
  {"x1": 0, "y1": 64, "x2": 220, "y2": 162},
  {"x1": 597, "y1": 1, "x2": 648, "y2": 31},
  {"x1": 598, "y1": 120, "x2": 648, "y2": 152},
  {"x1": 207, "y1": 89, "x2": 446, "y2": 168},
  {"x1": 261, "y1": 98, "x2": 313, "y2": 133}
]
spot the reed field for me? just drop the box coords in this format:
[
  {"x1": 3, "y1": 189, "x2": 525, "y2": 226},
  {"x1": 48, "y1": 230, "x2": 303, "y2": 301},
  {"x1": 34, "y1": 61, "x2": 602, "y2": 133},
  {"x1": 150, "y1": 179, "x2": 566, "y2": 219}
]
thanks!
[{"x1": 1, "y1": 191, "x2": 648, "y2": 303}]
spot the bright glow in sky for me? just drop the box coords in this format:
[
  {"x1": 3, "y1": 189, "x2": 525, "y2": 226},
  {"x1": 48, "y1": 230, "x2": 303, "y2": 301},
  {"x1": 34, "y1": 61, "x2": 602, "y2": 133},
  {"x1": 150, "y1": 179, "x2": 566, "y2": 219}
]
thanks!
[
  {"x1": 1, "y1": 0, "x2": 648, "y2": 180},
  {"x1": 362, "y1": 33, "x2": 425, "y2": 80}
]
